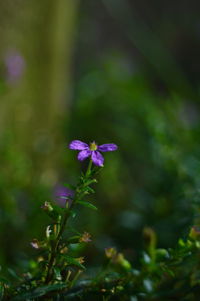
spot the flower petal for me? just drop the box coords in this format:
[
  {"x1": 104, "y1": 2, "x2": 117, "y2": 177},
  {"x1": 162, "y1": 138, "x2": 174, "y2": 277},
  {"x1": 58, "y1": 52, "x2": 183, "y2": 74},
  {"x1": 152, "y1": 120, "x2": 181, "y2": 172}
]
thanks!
[
  {"x1": 98, "y1": 143, "x2": 118, "y2": 152},
  {"x1": 55, "y1": 186, "x2": 74, "y2": 199},
  {"x1": 91, "y1": 151, "x2": 104, "y2": 166},
  {"x1": 78, "y1": 149, "x2": 92, "y2": 161},
  {"x1": 69, "y1": 140, "x2": 89, "y2": 150}
]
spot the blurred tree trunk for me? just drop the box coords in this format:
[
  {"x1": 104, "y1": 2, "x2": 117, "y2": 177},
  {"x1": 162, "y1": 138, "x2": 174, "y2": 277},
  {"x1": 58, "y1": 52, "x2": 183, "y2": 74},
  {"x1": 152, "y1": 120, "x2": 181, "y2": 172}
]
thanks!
[
  {"x1": 0, "y1": 0, "x2": 78, "y2": 264},
  {"x1": 0, "y1": 0, "x2": 78, "y2": 185}
]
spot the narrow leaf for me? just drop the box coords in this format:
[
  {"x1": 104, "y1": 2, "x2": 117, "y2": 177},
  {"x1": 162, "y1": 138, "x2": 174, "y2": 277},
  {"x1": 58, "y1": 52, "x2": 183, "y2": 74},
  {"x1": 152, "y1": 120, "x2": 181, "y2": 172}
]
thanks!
[
  {"x1": 62, "y1": 255, "x2": 85, "y2": 270},
  {"x1": 64, "y1": 183, "x2": 76, "y2": 190},
  {"x1": 77, "y1": 201, "x2": 97, "y2": 211},
  {"x1": 12, "y1": 283, "x2": 67, "y2": 300}
]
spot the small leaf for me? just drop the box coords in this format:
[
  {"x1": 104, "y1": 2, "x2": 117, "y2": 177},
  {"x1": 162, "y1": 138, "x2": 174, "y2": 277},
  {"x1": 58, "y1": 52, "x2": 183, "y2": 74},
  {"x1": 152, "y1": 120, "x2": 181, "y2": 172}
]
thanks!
[
  {"x1": 54, "y1": 267, "x2": 62, "y2": 281},
  {"x1": 62, "y1": 255, "x2": 85, "y2": 270},
  {"x1": 178, "y1": 239, "x2": 185, "y2": 247},
  {"x1": 143, "y1": 279, "x2": 153, "y2": 292},
  {"x1": 84, "y1": 179, "x2": 97, "y2": 186},
  {"x1": 52, "y1": 204, "x2": 64, "y2": 216},
  {"x1": 42, "y1": 202, "x2": 62, "y2": 221},
  {"x1": 64, "y1": 183, "x2": 76, "y2": 190},
  {"x1": 142, "y1": 252, "x2": 151, "y2": 264},
  {"x1": 70, "y1": 210, "x2": 77, "y2": 218},
  {"x1": 7, "y1": 268, "x2": 19, "y2": 280},
  {"x1": 85, "y1": 187, "x2": 95, "y2": 194},
  {"x1": 161, "y1": 265, "x2": 175, "y2": 277},
  {"x1": 0, "y1": 277, "x2": 9, "y2": 284},
  {"x1": 77, "y1": 201, "x2": 97, "y2": 211},
  {"x1": 12, "y1": 283, "x2": 67, "y2": 300},
  {"x1": 67, "y1": 235, "x2": 80, "y2": 243}
]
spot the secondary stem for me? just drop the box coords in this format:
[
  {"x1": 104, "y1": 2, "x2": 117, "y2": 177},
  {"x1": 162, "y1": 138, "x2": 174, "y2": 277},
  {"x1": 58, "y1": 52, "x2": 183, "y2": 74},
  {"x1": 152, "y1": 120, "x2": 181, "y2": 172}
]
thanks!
[{"x1": 45, "y1": 210, "x2": 71, "y2": 284}]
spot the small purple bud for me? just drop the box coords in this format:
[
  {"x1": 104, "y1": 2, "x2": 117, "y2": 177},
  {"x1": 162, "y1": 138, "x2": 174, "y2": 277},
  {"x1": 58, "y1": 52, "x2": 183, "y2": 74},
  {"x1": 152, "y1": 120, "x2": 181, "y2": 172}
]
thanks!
[{"x1": 54, "y1": 185, "x2": 74, "y2": 208}]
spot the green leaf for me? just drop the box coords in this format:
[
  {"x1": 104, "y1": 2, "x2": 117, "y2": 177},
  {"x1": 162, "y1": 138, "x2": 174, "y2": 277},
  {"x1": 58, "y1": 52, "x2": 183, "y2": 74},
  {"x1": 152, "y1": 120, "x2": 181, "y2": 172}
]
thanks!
[
  {"x1": 54, "y1": 267, "x2": 62, "y2": 281},
  {"x1": 67, "y1": 235, "x2": 80, "y2": 243},
  {"x1": 70, "y1": 210, "x2": 77, "y2": 218},
  {"x1": 64, "y1": 183, "x2": 76, "y2": 190},
  {"x1": 68, "y1": 226, "x2": 81, "y2": 235},
  {"x1": 84, "y1": 179, "x2": 97, "y2": 186},
  {"x1": 160, "y1": 265, "x2": 175, "y2": 277},
  {"x1": 85, "y1": 187, "x2": 95, "y2": 194},
  {"x1": 42, "y1": 202, "x2": 62, "y2": 221},
  {"x1": 52, "y1": 204, "x2": 64, "y2": 216},
  {"x1": 62, "y1": 255, "x2": 85, "y2": 270},
  {"x1": 7, "y1": 268, "x2": 19, "y2": 279},
  {"x1": 77, "y1": 201, "x2": 97, "y2": 211},
  {"x1": 12, "y1": 283, "x2": 67, "y2": 300},
  {"x1": 0, "y1": 277, "x2": 9, "y2": 284}
]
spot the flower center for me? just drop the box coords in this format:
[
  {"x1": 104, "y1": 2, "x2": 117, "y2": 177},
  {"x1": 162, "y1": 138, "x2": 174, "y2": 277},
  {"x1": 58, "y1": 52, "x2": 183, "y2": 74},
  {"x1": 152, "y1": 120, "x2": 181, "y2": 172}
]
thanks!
[{"x1": 90, "y1": 142, "x2": 97, "y2": 151}]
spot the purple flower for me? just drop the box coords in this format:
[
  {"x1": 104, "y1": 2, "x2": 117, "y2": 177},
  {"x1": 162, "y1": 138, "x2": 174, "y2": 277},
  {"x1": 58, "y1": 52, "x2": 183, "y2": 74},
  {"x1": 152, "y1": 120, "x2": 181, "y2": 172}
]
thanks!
[
  {"x1": 4, "y1": 50, "x2": 25, "y2": 83},
  {"x1": 54, "y1": 186, "x2": 74, "y2": 208},
  {"x1": 69, "y1": 140, "x2": 118, "y2": 167}
]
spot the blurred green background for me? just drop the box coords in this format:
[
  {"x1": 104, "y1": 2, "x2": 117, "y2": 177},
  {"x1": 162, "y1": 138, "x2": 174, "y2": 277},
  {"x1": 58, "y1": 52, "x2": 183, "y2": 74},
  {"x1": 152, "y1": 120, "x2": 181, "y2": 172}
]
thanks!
[{"x1": 1, "y1": 0, "x2": 200, "y2": 271}]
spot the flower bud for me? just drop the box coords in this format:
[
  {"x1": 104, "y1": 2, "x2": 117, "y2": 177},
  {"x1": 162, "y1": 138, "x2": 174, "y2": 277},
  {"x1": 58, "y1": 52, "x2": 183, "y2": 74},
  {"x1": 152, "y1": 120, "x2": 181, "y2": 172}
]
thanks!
[
  {"x1": 60, "y1": 246, "x2": 68, "y2": 254},
  {"x1": 79, "y1": 232, "x2": 92, "y2": 243},
  {"x1": 143, "y1": 227, "x2": 157, "y2": 249},
  {"x1": 41, "y1": 201, "x2": 53, "y2": 212},
  {"x1": 41, "y1": 201, "x2": 60, "y2": 221},
  {"x1": 115, "y1": 253, "x2": 132, "y2": 271},
  {"x1": 105, "y1": 247, "x2": 117, "y2": 259},
  {"x1": 46, "y1": 225, "x2": 52, "y2": 238},
  {"x1": 156, "y1": 248, "x2": 169, "y2": 260},
  {"x1": 77, "y1": 257, "x2": 85, "y2": 264},
  {"x1": 189, "y1": 226, "x2": 200, "y2": 240},
  {"x1": 30, "y1": 239, "x2": 40, "y2": 249}
]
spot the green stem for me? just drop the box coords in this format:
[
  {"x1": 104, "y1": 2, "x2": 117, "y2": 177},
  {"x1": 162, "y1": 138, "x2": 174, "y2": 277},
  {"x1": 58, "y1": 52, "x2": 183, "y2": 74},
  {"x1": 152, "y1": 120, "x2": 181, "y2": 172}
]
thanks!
[
  {"x1": 45, "y1": 245, "x2": 56, "y2": 284},
  {"x1": 45, "y1": 210, "x2": 70, "y2": 284},
  {"x1": 45, "y1": 159, "x2": 94, "y2": 284},
  {"x1": 86, "y1": 159, "x2": 93, "y2": 178},
  {"x1": 68, "y1": 269, "x2": 82, "y2": 289}
]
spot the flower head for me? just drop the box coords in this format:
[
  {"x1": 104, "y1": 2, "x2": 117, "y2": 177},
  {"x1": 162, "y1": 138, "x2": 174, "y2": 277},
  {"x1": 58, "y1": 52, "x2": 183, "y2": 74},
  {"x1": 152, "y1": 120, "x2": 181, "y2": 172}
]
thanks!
[
  {"x1": 77, "y1": 257, "x2": 85, "y2": 264},
  {"x1": 69, "y1": 140, "x2": 118, "y2": 166},
  {"x1": 30, "y1": 239, "x2": 46, "y2": 250},
  {"x1": 105, "y1": 247, "x2": 132, "y2": 270},
  {"x1": 105, "y1": 247, "x2": 117, "y2": 259},
  {"x1": 79, "y1": 231, "x2": 92, "y2": 243}
]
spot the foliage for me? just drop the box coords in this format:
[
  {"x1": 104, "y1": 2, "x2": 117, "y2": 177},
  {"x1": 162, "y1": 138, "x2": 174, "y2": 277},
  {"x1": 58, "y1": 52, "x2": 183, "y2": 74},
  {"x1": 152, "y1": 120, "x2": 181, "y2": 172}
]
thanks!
[{"x1": 1, "y1": 143, "x2": 200, "y2": 301}]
